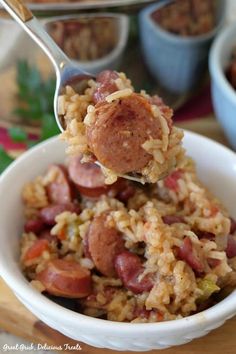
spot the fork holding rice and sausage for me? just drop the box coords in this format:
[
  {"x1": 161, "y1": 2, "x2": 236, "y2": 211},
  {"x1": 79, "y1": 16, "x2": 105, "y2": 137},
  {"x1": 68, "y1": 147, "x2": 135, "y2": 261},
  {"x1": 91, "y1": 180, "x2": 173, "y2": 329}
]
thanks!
[{"x1": 20, "y1": 70, "x2": 236, "y2": 323}]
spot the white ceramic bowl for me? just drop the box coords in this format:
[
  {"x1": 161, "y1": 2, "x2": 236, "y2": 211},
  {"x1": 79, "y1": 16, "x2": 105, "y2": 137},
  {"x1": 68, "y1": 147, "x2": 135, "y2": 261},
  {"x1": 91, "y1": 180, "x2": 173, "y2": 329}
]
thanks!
[
  {"x1": 0, "y1": 132, "x2": 236, "y2": 351},
  {"x1": 209, "y1": 23, "x2": 236, "y2": 150}
]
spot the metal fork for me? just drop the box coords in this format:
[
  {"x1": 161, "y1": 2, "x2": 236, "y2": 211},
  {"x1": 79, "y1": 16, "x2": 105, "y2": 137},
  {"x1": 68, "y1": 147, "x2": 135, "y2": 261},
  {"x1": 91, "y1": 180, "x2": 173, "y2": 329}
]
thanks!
[{"x1": 0, "y1": 0, "x2": 93, "y2": 132}]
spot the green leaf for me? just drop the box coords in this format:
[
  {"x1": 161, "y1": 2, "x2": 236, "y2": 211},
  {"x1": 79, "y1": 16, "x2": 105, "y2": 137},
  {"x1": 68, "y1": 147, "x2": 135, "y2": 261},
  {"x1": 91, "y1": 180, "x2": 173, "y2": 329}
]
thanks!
[
  {"x1": 40, "y1": 113, "x2": 60, "y2": 141},
  {"x1": 17, "y1": 60, "x2": 41, "y2": 93},
  {"x1": 17, "y1": 60, "x2": 29, "y2": 89},
  {"x1": 27, "y1": 65, "x2": 42, "y2": 91},
  {"x1": 27, "y1": 97, "x2": 44, "y2": 120},
  {"x1": 8, "y1": 126, "x2": 27, "y2": 142},
  {"x1": 14, "y1": 60, "x2": 57, "y2": 145},
  {"x1": 0, "y1": 146, "x2": 14, "y2": 173},
  {"x1": 15, "y1": 60, "x2": 55, "y2": 123},
  {"x1": 13, "y1": 107, "x2": 32, "y2": 119}
]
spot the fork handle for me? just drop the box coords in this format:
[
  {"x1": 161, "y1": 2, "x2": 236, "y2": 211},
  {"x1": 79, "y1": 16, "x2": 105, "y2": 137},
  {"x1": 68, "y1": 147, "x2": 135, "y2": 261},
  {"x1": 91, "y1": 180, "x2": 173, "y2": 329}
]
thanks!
[{"x1": 3, "y1": 0, "x2": 33, "y2": 22}]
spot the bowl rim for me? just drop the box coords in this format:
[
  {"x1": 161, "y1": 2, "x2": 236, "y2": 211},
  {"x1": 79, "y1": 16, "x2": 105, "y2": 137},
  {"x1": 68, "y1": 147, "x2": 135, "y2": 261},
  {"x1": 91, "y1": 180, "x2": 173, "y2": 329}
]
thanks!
[
  {"x1": 209, "y1": 22, "x2": 236, "y2": 106},
  {"x1": 42, "y1": 13, "x2": 129, "y2": 67},
  {"x1": 0, "y1": 0, "x2": 156, "y2": 12},
  {"x1": 0, "y1": 131, "x2": 236, "y2": 335},
  {"x1": 140, "y1": 0, "x2": 226, "y2": 45}
]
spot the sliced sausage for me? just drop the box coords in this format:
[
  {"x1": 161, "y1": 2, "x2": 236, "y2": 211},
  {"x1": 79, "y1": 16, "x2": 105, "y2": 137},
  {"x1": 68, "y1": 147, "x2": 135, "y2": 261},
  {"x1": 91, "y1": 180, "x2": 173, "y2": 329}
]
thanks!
[
  {"x1": 226, "y1": 235, "x2": 236, "y2": 258},
  {"x1": 162, "y1": 215, "x2": 185, "y2": 225},
  {"x1": 40, "y1": 203, "x2": 80, "y2": 226},
  {"x1": 68, "y1": 156, "x2": 134, "y2": 198},
  {"x1": 24, "y1": 218, "x2": 45, "y2": 234},
  {"x1": 87, "y1": 213, "x2": 125, "y2": 277},
  {"x1": 93, "y1": 70, "x2": 119, "y2": 104},
  {"x1": 177, "y1": 237, "x2": 204, "y2": 273},
  {"x1": 46, "y1": 165, "x2": 72, "y2": 204},
  {"x1": 36, "y1": 259, "x2": 92, "y2": 298},
  {"x1": 68, "y1": 155, "x2": 109, "y2": 198},
  {"x1": 114, "y1": 251, "x2": 154, "y2": 294},
  {"x1": 87, "y1": 93, "x2": 162, "y2": 174}
]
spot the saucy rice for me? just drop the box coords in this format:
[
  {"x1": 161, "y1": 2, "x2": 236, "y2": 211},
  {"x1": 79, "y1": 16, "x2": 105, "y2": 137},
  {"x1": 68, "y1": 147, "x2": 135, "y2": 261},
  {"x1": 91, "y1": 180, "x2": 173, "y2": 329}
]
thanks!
[{"x1": 20, "y1": 153, "x2": 236, "y2": 322}]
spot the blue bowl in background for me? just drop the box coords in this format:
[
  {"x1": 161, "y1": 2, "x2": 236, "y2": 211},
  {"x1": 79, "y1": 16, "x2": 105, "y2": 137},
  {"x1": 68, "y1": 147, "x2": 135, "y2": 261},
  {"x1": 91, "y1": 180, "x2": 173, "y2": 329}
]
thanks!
[
  {"x1": 139, "y1": 0, "x2": 225, "y2": 94},
  {"x1": 209, "y1": 23, "x2": 236, "y2": 150}
]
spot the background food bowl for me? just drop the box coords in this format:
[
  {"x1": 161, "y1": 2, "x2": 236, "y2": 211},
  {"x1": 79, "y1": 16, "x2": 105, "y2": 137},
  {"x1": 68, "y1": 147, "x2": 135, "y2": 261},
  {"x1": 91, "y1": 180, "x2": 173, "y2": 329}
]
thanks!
[
  {"x1": 43, "y1": 13, "x2": 129, "y2": 75},
  {"x1": 10, "y1": 0, "x2": 157, "y2": 13},
  {"x1": 139, "y1": 0, "x2": 226, "y2": 94},
  {"x1": 209, "y1": 23, "x2": 236, "y2": 150},
  {"x1": 0, "y1": 18, "x2": 35, "y2": 72},
  {"x1": 0, "y1": 132, "x2": 236, "y2": 351}
]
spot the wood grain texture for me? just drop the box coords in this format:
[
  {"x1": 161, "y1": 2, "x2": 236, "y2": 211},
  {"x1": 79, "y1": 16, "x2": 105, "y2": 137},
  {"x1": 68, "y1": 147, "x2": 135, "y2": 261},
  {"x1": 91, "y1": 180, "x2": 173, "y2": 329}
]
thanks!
[{"x1": 177, "y1": 117, "x2": 229, "y2": 146}]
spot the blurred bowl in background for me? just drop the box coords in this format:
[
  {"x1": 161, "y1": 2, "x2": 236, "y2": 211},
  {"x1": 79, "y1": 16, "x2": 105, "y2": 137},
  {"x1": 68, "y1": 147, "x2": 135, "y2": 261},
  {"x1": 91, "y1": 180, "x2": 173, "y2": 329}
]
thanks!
[
  {"x1": 139, "y1": 0, "x2": 226, "y2": 94},
  {"x1": 43, "y1": 13, "x2": 129, "y2": 75},
  {"x1": 209, "y1": 23, "x2": 236, "y2": 150},
  {"x1": 9, "y1": 0, "x2": 156, "y2": 12},
  {"x1": 0, "y1": 18, "x2": 35, "y2": 72}
]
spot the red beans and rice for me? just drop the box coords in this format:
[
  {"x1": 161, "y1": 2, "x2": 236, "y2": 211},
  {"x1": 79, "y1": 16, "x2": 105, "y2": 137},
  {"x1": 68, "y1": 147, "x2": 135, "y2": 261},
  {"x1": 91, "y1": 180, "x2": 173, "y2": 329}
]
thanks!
[{"x1": 20, "y1": 155, "x2": 236, "y2": 322}]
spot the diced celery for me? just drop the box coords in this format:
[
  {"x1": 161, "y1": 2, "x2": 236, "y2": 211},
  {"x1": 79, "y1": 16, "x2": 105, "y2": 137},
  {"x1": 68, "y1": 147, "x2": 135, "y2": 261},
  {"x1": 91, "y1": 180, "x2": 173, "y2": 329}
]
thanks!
[{"x1": 197, "y1": 279, "x2": 220, "y2": 302}]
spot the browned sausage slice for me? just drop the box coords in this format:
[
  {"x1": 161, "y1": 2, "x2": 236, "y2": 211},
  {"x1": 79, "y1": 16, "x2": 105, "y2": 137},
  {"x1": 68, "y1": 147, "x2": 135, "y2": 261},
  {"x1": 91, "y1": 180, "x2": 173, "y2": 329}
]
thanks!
[
  {"x1": 40, "y1": 203, "x2": 80, "y2": 226},
  {"x1": 68, "y1": 155, "x2": 109, "y2": 198},
  {"x1": 93, "y1": 70, "x2": 119, "y2": 104},
  {"x1": 86, "y1": 93, "x2": 162, "y2": 174},
  {"x1": 114, "y1": 251, "x2": 154, "y2": 294},
  {"x1": 36, "y1": 259, "x2": 92, "y2": 298},
  {"x1": 87, "y1": 213, "x2": 125, "y2": 277},
  {"x1": 46, "y1": 165, "x2": 72, "y2": 204},
  {"x1": 68, "y1": 156, "x2": 134, "y2": 199}
]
